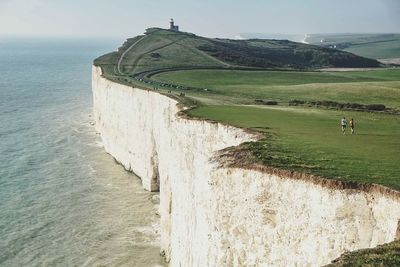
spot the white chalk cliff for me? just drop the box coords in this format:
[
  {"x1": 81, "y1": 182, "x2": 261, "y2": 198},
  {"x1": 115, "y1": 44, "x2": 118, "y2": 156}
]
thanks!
[{"x1": 92, "y1": 66, "x2": 400, "y2": 267}]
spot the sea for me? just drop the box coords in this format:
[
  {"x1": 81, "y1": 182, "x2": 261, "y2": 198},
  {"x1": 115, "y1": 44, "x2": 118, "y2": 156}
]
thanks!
[{"x1": 0, "y1": 38, "x2": 165, "y2": 267}]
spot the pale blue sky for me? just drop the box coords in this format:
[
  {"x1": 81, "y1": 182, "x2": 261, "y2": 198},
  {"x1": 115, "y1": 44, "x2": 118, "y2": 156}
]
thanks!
[{"x1": 0, "y1": 0, "x2": 399, "y2": 38}]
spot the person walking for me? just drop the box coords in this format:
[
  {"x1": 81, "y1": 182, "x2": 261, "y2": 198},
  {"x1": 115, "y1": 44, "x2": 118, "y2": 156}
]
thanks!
[
  {"x1": 341, "y1": 116, "x2": 347, "y2": 135},
  {"x1": 350, "y1": 118, "x2": 355, "y2": 134}
]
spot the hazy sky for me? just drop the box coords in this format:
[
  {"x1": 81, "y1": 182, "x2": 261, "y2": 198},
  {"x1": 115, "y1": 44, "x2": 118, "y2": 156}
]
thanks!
[{"x1": 0, "y1": 0, "x2": 399, "y2": 38}]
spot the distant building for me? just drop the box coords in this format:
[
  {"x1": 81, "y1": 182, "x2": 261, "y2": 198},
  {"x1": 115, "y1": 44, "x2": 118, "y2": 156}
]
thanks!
[{"x1": 170, "y1": 18, "x2": 179, "y2": 32}]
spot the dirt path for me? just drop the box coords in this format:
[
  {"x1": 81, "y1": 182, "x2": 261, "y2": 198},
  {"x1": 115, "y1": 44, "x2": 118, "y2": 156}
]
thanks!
[
  {"x1": 318, "y1": 67, "x2": 382, "y2": 72},
  {"x1": 117, "y1": 35, "x2": 148, "y2": 75}
]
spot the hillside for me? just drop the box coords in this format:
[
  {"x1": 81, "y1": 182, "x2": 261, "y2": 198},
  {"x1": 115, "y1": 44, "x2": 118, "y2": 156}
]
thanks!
[
  {"x1": 326, "y1": 241, "x2": 400, "y2": 267},
  {"x1": 306, "y1": 33, "x2": 400, "y2": 60},
  {"x1": 94, "y1": 28, "x2": 380, "y2": 80}
]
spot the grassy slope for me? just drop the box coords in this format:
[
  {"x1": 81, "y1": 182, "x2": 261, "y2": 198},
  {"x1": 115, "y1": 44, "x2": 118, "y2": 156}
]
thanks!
[
  {"x1": 189, "y1": 105, "x2": 400, "y2": 190},
  {"x1": 94, "y1": 28, "x2": 380, "y2": 78},
  {"x1": 95, "y1": 29, "x2": 228, "y2": 79},
  {"x1": 344, "y1": 39, "x2": 400, "y2": 60},
  {"x1": 153, "y1": 69, "x2": 400, "y2": 109},
  {"x1": 307, "y1": 33, "x2": 400, "y2": 59},
  {"x1": 325, "y1": 241, "x2": 400, "y2": 267}
]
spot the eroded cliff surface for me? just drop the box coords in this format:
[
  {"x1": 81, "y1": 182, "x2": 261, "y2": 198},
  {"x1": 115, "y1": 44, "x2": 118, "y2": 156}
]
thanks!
[{"x1": 92, "y1": 66, "x2": 400, "y2": 266}]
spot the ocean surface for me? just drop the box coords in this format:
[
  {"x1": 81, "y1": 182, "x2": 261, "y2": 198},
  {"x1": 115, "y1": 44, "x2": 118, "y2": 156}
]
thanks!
[{"x1": 0, "y1": 38, "x2": 165, "y2": 266}]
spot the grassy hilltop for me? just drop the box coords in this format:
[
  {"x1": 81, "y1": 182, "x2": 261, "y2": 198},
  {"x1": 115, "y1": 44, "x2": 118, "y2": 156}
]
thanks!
[
  {"x1": 94, "y1": 28, "x2": 400, "y2": 190},
  {"x1": 95, "y1": 28, "x2": 380, "y2": 77}
]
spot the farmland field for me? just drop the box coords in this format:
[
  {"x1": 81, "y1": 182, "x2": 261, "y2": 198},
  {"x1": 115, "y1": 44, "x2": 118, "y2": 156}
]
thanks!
[{"x1": 306, "y1": 33, "x2": 400, "y2": 59}]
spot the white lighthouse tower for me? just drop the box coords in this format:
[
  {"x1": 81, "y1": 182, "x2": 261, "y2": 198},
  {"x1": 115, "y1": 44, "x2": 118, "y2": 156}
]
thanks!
[{"x1": 169, "y1": 18, "x2": 179, "y2": 32}]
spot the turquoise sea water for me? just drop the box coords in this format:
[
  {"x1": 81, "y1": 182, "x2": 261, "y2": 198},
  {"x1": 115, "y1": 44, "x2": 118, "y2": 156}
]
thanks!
[{"x1": 0, "y1": 38, "x2": 165, "y2": 266}]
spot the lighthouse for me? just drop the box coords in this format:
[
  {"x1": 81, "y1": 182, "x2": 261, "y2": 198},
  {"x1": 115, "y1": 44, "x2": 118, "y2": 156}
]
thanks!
[{"x1": 169, "y1": 18, "x2": 179, "y2": 32}]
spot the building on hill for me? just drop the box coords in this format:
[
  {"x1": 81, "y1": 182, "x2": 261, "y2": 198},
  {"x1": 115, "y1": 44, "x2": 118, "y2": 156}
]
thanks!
[{"x1": 170, "y1": 18, "x2": 179, "y2": 32}]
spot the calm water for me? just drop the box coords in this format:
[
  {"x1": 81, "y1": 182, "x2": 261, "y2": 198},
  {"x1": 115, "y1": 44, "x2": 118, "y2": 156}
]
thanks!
[{"x1": 0, "y1": 38, "x2": 165, "y2": 266}]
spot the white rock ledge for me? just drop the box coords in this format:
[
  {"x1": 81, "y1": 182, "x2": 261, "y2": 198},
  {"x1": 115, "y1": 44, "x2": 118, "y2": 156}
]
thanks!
[{"x1": 92, "y1": 66, "x2": 400, "y2": 267}]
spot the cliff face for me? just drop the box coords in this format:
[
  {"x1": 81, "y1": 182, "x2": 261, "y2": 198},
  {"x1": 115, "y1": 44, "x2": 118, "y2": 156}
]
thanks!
[{"x1": 92, "y1": 66, "x2": 400, "y2": 266}]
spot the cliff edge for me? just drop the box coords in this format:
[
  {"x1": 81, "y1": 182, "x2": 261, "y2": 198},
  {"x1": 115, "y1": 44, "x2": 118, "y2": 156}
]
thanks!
[{"x1": 92, "y1": 66, "x2": 400, "y2": 266}]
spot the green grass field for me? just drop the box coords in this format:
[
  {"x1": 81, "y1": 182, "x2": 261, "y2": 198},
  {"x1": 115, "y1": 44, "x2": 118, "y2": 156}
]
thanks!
[
  {"x1": 306, "y1": 33, "x2": 400, "y2": 59},
  {"x1": 344, "y1": 39, "x2": 400, "y2": 60},
  {"x1": 153, "y1": 69, "x2": 400, "y2": 109},
  {"x1": 326, "y1": 241, "x2": 400, "y2": 266},
  {"x1": 189, "y1": 105, "x2": 400, "y2": 190}
]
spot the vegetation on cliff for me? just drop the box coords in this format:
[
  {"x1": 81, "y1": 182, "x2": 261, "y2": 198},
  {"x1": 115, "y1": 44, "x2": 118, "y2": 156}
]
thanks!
[{"x1": 325, "y1": 240, "x2": 400, "y2": 267}]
